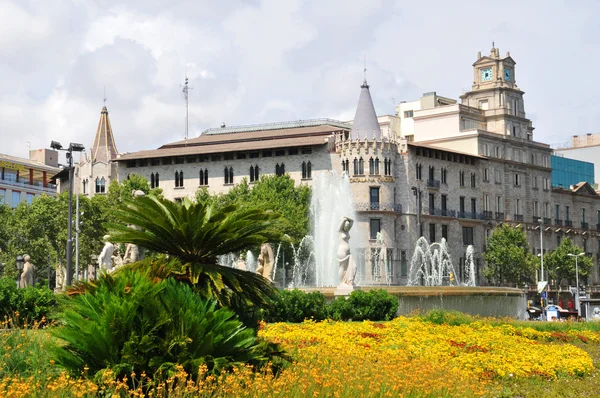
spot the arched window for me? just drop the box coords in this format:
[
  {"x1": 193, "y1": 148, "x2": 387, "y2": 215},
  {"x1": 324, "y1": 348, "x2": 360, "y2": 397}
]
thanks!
[
  {"x1": 224, "y1": 167, "x2": 229, "y2": 184},
  {"x1": 95, "y1": 177, "x2": 100, "y2": 193},
  {"x1": 199, "y1": 169, "x2": 205, "y2": 186},
  {"x1": 175, "y1": 171, "x2": 180, "y2": 187},
  {"x1": 275, "y1": 163, "x2": 285, "y2": 176},
  {"x1": 204, "y1": 169, "x2": 208, "y2": 185},
  {"x1": 250, "y1": 166, "x2": 255, "y2": 182},
  {"x1": 302, "y1": 161, "x2": 307, "y2": 179},
  {"x1": 307, "y1": 161, "x2": 312, "y2": 179},
  {"x1": 369, "y1": 157, "x2": 375, "y2": 175},
  {"x1": 100, "y1": 177, "x2": 106, "y2": 193},
  {"x1": 353, "y1": 158, "x2": 359, "y2": 175},
  {"x1": 150, "y1": 173, "x2": 155, "y2": 189},
  {"x1": 358, "y1": 158, "x2": 364, "y2": 175},
  {"x1": 229, "y1": 167, "x2": 234, "y2": 183},
  {"x1": 341, "y1": 160, "x2": 346, "y2": 172},
  {"x1": 253, "y1": 165, "x2": 259, "y2": 182},
  {"x1": 374, "y1": 158, "x2": 380, "y2": 175},
  {"x1": 155, "y1": 173, "x2": 160, "y2": 187},
  {"x1": 345, "y1": 159, "x2": 349, "y2": 173},
  {"x1": 179, "y1": 170, "x2": 184, "y2": 187}
]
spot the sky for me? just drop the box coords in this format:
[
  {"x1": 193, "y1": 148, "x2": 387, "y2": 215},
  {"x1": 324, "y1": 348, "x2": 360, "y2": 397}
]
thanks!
[{"x1": 1, "y1": 0, "x2": 599, "y2": 162}]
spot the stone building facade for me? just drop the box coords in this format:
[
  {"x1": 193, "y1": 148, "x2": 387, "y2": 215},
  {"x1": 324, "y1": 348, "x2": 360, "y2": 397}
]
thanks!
[{"x1": 109, "y1": 46, "x2": 600, "y2": 286}]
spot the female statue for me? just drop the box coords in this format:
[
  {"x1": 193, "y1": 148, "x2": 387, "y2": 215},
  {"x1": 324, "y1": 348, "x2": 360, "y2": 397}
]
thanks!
[{"x1": 337, "y1": 216, "x2": 356, "y2": 286}]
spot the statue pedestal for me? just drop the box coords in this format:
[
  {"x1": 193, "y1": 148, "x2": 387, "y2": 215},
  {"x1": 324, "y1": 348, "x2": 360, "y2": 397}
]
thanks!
[{"x1": 334, "y1": 284, "x2": 359, "y2": 297}]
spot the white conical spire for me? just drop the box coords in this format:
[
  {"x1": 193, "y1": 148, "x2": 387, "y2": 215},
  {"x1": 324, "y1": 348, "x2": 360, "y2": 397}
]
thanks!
[{"x1": 349, "y1": 79, "x2": 381, "y2": 141}]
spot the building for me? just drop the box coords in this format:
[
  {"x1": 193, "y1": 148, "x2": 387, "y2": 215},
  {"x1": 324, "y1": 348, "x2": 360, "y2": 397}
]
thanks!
[
  {"x1": 102, "y1": 46, "x2": 600, "y2": 285},
  {"x1": 0, "y1": 150, "x2": 60, "y2": 207},
  {"x1": 554, "y1": 133, "x2": 600, "y2": 189},
  {"x1": 550, "y1": 155, "x2": 594, "y2": 189}
]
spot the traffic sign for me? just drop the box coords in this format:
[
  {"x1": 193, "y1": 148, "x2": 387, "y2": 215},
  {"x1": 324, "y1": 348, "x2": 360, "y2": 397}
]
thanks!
[{"x1": 537, "y1": 281, "x2": 548, "y2": 294}]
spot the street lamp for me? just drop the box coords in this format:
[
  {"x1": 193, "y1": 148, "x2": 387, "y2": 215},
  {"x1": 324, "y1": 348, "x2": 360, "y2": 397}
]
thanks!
[
  {"x1": 567, "y1": 252, "x2": 585, "y2": 317},
  {"x1": 50, "y1": 140, "x2": 85, "y2": 287},
  {"x1": 16, "y1": 255, "x2": 24, "y2": 288},
  {"x1": 537, "y1": 218, "x2": 547, "y2": 320}
]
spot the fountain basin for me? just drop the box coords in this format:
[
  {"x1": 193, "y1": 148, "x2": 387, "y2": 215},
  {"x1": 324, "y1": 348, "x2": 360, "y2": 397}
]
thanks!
[{"x1": 298, "y1": 286, "x2": 527, "y2": 320}]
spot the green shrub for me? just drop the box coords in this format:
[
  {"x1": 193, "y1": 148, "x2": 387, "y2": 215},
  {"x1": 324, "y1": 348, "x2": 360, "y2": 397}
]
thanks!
[
  {"x1": 335, "y1": 289, "x2": 399, "y2": 321},
  {"x1": 261, "y1": 289, "x2": 328, "y2": 323},
  {"x1": 0, "y1": 277, "x2": 56, "y2": 324},
  {"x1": 328, "y1": 296, "x2": 354, "y2": 321},
  {"x1": 49, "y1": 270, "x2": 282, "y2": 382},
  {"x1": 422, "y1": 309, "x2": 475, "y2": 326},
  {"x1": 0, "y1": 326, "x2": 57, "y2": 380}
]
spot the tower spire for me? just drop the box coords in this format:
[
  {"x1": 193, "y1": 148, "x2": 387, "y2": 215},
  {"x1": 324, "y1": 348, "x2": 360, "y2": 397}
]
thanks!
[
  {"x1": 350, "y1": 76, "x2": 380, "y2": 141},
  {"x1": 91, "y1": 105, "x2": 118, "y2": 163},
  {"x1": 181, "y1": 76, "x2": 193, "y2": 140}
]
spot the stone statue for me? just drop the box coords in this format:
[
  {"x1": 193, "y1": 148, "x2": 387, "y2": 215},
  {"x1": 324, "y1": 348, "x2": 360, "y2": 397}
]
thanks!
[
  {"x1": 98, "y1": 235, "x2": 115, "y2": 273},
  {"x1": 19, "y1": 255, "x2": 35, "y2": 288},
  {"x1": 256, "y1": 243, "x2": 274, "y2": 281},
  {"x1": 55, "y1": 263, "x2": 66, "y2": 291},
  {"x1": 87, "y1": 263, "x2": 96, "y2": 281},
  {"x1": 337, "y1": 216, "x2": 357, "y2": 286},
  {"x1": 123, "y1": 190, "x2": 146, "y2": 264}
]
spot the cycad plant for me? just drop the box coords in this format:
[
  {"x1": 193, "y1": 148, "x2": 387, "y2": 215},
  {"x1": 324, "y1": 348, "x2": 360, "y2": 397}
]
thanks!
[
  {"x1": 50, "y1": 269, "x2": 273, "y2": 381},
  {"x1": 104, "y1": 195, "x2": 283, "y2": 307}
]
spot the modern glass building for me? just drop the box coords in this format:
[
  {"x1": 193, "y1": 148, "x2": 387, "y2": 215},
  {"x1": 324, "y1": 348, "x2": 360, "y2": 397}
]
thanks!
[{"x1": 551, "y1": 155, "x2": 595, "y2": 188}]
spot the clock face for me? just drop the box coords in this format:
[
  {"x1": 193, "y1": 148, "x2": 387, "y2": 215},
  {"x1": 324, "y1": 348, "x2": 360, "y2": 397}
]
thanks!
[
  {"x1": 504, "y1": 69, "x2": 512, "y2": 81},
  {"x1": 481, "y1": 68, "x2": 492, "y2": 82}
]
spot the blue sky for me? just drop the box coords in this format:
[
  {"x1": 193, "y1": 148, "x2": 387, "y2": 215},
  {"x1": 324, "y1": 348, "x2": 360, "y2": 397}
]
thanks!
[{"x1": 0, "y1": 0, "x2": 598, "y2": 160}]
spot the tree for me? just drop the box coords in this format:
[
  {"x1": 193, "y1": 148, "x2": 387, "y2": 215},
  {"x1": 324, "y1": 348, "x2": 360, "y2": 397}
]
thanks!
[
  {"x1": 104, "y1": 195, "x2": 284, "y2": 307},
  {"x1": 106, "y1": 173, "x2": 163, "y2": 207},
  {"x1": 483, "y1": 225, "x2": 538, "y2": 286},
  {"x1": 544, "y1": 238, "x2": 593, "y2": 284}
]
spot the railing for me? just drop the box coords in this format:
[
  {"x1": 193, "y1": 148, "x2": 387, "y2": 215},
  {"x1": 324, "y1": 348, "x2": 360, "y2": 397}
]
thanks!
[
  {"x1": 555, "y1": 219, "x2": 563, "y2": 226},
  {"x1": 355, "y1": 203, "x2": 402, "y2": 213},
  {"x1": 0, "y1": 177, "x2": 57, "y2": 194},
  {"x1": 483, "y1": 210, "x2": 493, "y2": 219},
  {"x1": 531, "y1": 216, "x2": 540, "y2": 224},
  {"x1": 427, "y1": 208, "x2": 457, "y2": 217},
  {"x1": 426, "y1": 179, "x2": 440, "y2": 188},
  {"x1": 544, "y1": 218, "x2": 551, "y2": 225},
  {"x1": 565, "y1": 220, "x2": 573, "y2": 227},
  {"x1": 581, "y1": 222, "x2": 589, "y2": 230},
  {"x1": 495, "y1": 212, "x2": 504, "y2": 220},
  {"x1": 514, "y1": 214, "x2": 524, "y2": 222}
]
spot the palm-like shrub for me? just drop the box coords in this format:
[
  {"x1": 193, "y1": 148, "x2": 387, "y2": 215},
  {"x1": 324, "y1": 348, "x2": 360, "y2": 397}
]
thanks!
[
  {"x1": 50, "y1": 270, "x2": 272, "y2": 380},
  {"x1": 104, "y1": 195, "x2": 283, "y2": 307}
]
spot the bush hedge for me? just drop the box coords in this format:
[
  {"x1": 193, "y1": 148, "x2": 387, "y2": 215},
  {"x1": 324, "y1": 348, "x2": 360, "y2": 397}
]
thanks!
[
  {"x1": 0, "y1": 277, "x2": 56, "y2": 324},
  {"x1": 262, "y1": 289, "x2": 398, "y2": 322}
]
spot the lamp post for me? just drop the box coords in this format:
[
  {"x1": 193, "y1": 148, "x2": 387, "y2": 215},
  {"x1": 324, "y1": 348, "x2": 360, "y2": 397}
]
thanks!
[
  {"x1": 568, "y1": 252, "x2": 585, "y2": 317},
  {"x1": 538, "y1": 218, "x2": 546, "y2": 320},
  {"x1": 16, "y1": 255, "x2": 24, "y2": 288},
  {"x1": 50, "y1": 141, "x2": 85, "y2": 287}
]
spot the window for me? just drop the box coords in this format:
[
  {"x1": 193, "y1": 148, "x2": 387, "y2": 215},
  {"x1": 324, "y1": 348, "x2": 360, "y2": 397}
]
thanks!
[
  {"x1": 582, "y1": 208, "x2": 586, "y2": 223},
  {"x1": 249, "y1": 151, "x2": 259, "y2": 159},
  {"x1": 429, "y1": 223, "x2": 436, "y2": 243},
  {"x1": 515, "y1": 199, "x2": 521, "y2": 216},
  {"x1": 583, "y1": 239, "x2": 588, "y2": 253},
  {"x1": 249, "y1": 166, "x2": 256, "y2": 183},
  {"x1": 441, "y1": 168, "x2": 447, "y2": 184},
  {"x1": 288, "y1": 147, "x2": 298, "y2": 155},
  {"x1": 544, "y1": 203, "x2": 550, "y2": 218},
  {"x1": 533, "y1": 176, "x2": 538, "y2": 189},
  {"x1": 275, "y1": 163, "x2": 286, "y2": 176},
  {"x1": 200, "y1": 169, "x2": 209, "y2": 186},
  {"x1": 514, "y1": 173, "x2": 520, "y2": 186},
  {"x1": 543, "y1": 156, "x2": 550, "y2": 167},
  {"x1": 533, "y1": 201, "x2": 539, "y2": 217},
  {"x1": 211, "y1": 154, "x2": 222, "y2": 161},
  {"x1": 370, "y1": 187, "x2": 380, "y2": 209},
  {"x1": 11, "y1": 191, "x2": 21, "y2": 208},
  {"x1": 460, "y1": 196, "x2": 465, "y2": 215},
  {"x1": 483, "y1": 168, "x2": 489, "y2": 182},
  {"x1": 358, "y1": 158, "x2": 364, "y2": 175},
  {"x1": 428, "y1": 165, "x2": 434, "y2": 181},
  {"x1": 459, "y1": 171, "x2": 465, "y2": 187},
  {"x1": 441, "y1": 194, "x2": 447, "y2": 213},
  {"x1": 301, "y1": 147, "x2": 312, "y2": 154},
  {"x1": 462, "y1": 227, "x2": 474, "y2": 245},
  {"x1": 175, "y1": 156, "x2": 185, "y2": 164},
  {"x1": 495, "y1": 169, "x2": 501, "y2": 183},
  {"x1": 416, "y1": 163, "x2": 422, "y2": 180},
  {"x1": 262, "y1": 150, "x2": 272, "y2": 157},
  {"x1": 224, "y1": 167, "x2": 234, "y2": 184},
  {"x1": 495, "y1": 146, "x2": 501, "y2": 158},
  {"x1": 82, "y1": 179, "x2": 88, "y2": 194},
  {"x1": 404, "y1": 110, "x2": 414, "y2": 118},
  {"x1": 150, "y1": 173, "x2": 155, "y2": 189},
  {"x1": 442, "y1": 225, "x2": 448, "y2": 240},
  {"x1": 275, "y1": 149, "x2": 285, "y2": 157},
  {"x1": 95, "y1": 177, "x2": 106, "y2": 193},
  {"x1": 353, "y1": 158, "x2": 359, "y2": 175},
  {"x1": 484, "y1": 194, "x2": 490, "y2": 211},
  {"x1": 400, "y1": 251, "x2": 408, "y2": 276},
  {"x1": 374, "y1": 157, "x2": 380, "y2": 175},
  {"x1": 566, "y1": 205, "x2": 570, "y2": 221},
  {"x1": 555, "y1": 204, "x2": 560, "y2": 220},
  {"x1": 0, "y1": 189, "x2": 5, "y2": 204},
  {"x1": 496, "y1": 196, "x2": 503, "y2": 213},
  {"x1": 177, "y1": 171, "x2": 184, "y2": 187},
  {"x1": 236, "y1": 152, "x2": 246, "y2": 160},
  {"x1": 369, "y1": 219, "x2": 381, "y2": 240},
  {"x1": 479, "y1": 100, "x2": 489, "y2": 110},
  {"x1": 224, "y1": 153, "x2": 234, "y2": 161},
  {"x1": 471, "y1": 198, "x2": 476, "y2": 216},
  {"x1": 187, "y1": 155, "x2": 197, "y2": 163},
  {"x1": 470, "y1": 173, "x2": 476, "y2": 188},
  {"x1": 428, "y1": 193, "x2": 435, "y2": 213},
  {"x1": 482, "y1": 144, "x2": 489, "y2": 156},
  {"x1": 369, "y1": 158, "x2": 375, "y2": 175},
  {"x1": 543, "y1": 178, "x2": 550, "y2": 190},
  {"x1": 26, "y1": 193, "x2": 34, "y2": 205}
]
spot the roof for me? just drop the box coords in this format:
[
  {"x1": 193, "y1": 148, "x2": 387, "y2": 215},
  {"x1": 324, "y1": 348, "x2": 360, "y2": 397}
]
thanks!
[
  {"x1": 117, "y1": 123, "x2": 347, "y2": 161},
  {"x1": 0, "y1": 152, "x2": 60, "y2": 172},
  {"x1": 200, "y1": 118, "x2": 350, "y2": 136},
  {"x1": 90, "y1": 106, "x2": 118, "y2": 164},
  {"x1": 350, "y1": 80, "x2": 381, "y2": 140}
]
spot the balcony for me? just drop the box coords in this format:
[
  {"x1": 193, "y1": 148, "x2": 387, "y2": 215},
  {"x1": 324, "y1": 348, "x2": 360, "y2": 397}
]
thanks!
[
  {"x1": 356, "y1": 202, "x2": 402, "y2": 213},
  {"x1": 426, "y1": 179, "x2": 440, "y2": 189},
  {"x1": 555, "y1": 219, "x2": 563, "y2": 226},
  {"x1": 495, "y1": 212, "x2": 504, "y2": 220},
  {"x1": 483, "y1": 210, "x2": 493, "y2": 220},
  {"x1": 581, "y1": 221, "x2": 589, "y2": 229},
  {"x1": 427, "y1": 208, "x2": 456, "y2": 217},
  {"x1": 0, "y1": 176, "x2": 57, "y2": 194},
  {"x1": 514, "y1": 214, "x2": 524, "y2": 222},
  {"x1": 565, "y1": 220, "x2": 573, "y2": 227},
  {"x1": 544, "y1": 217, "x2": 551, "y2": 225}
]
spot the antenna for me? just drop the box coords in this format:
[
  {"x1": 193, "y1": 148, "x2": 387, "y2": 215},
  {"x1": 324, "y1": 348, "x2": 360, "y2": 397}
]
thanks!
[
  {"x1": 103, "y1": 86, "x2": 107, "y2": 106},
  {"x1": 363, "y1": 54, "x2": 367, "y2": 82},
  {"x1": 181, "y1": 76, "x2": 193, "y2": 140}
]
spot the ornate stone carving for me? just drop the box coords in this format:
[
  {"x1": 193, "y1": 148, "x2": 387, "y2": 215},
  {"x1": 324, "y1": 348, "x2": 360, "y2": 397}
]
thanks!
[
  {"x1": 19, "y1": 255, "x2": 35, "y2": 288},
  {"x1": 337, "y1": 216, "x2": 357, "y2": 286}
]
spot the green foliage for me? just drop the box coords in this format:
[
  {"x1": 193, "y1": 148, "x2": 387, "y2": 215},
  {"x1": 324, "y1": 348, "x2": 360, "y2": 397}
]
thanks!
[
  {"x1": 421, "y1": 309, "x2": 474, "y2": 326},
  {"x1": 106, "y1": 173, "x2": 163, "y2": 206},
  {"x1": 0, "y1": 327, "x2": 58, "y2": 380},
  {"x1": 261, "y1": 289, "x2": 328, "y2": 323},
  {"x1": 50, "y1": 270, "x2": 277, "y2": 381},
  {"x1": 483, "y1": 225, "x2": 538, "y2": 285},
  {"x1": 544, "y1": 238, "x2": 593, "y2": 284},
  {"x1": 331, "y1": 289, "x2": 399, "y2": 322},
  {"x1": 0, "y1": 277, "x2": 56, "y2": 323},
  {"x1": 105, "y1": 195, "x2": 282, "y2": 307}
]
